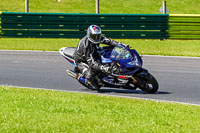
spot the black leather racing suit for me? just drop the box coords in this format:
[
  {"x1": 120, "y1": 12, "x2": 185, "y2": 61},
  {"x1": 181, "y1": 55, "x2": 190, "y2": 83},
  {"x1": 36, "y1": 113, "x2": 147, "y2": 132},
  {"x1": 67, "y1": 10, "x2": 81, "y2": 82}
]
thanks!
[{"x1": 73, "y1": 36, "x2": 119, "y2": 79}]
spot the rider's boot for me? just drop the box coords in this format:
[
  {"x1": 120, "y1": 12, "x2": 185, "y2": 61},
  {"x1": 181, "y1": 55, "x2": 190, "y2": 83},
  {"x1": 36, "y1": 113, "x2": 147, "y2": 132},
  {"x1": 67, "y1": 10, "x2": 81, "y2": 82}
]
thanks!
[
  {"x1": 95, "y1": 75, "x2": 104, "y2": 86},
  {"x1": 86, "y1": 78, "x2": 100, "y2": 90}
]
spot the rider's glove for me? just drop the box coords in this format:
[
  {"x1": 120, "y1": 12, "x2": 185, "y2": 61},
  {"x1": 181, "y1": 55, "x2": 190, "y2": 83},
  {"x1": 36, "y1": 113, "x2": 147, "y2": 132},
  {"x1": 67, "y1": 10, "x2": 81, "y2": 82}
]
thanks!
[
  {"x1": 100, "y1": 65, "x2": 110, "y2": 73},
  {"x1": 118, "y1": 42, "x2": 129, "y2": 48}
]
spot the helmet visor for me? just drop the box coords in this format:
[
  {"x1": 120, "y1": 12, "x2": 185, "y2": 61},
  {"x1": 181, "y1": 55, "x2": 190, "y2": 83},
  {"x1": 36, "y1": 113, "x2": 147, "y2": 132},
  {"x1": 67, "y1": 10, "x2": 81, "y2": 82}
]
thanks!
[{"x1": 90, "y1": 34, "x2": 101, "y2": 43}]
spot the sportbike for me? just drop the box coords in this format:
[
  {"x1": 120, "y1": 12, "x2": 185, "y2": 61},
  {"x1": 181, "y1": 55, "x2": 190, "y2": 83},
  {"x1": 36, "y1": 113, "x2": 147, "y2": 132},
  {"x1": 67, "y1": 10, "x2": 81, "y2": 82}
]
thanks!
[{"x1": 60, "y1": 44, "x2": 159, "y2": 93}]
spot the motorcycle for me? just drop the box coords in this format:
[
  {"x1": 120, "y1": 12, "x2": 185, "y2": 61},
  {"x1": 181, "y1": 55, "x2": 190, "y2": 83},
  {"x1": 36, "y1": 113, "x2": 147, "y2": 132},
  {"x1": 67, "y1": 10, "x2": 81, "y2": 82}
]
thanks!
[{"x1": 59, "y1": 44, "x2": 159, "y2": 93}]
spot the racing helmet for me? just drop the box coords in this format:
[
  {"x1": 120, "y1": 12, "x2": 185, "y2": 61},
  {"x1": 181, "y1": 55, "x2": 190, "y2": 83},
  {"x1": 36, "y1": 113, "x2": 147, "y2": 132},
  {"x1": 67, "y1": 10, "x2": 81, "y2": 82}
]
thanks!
[{"x1": 87, "y1": 25, "x2": 101, "y2": 44}]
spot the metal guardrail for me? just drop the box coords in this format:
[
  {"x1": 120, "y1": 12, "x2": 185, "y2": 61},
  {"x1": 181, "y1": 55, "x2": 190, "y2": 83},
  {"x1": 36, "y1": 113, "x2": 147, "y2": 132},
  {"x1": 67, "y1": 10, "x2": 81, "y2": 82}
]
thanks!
[
  {"x1": 0, "y1": 12, "x2": 200, "y2": 39},
  {"x1": 169, "y1": 14, "x2": 200, "y2": 39},
  {"x1": 0, "y1": 12, "x2": 168, "y2": 39}
]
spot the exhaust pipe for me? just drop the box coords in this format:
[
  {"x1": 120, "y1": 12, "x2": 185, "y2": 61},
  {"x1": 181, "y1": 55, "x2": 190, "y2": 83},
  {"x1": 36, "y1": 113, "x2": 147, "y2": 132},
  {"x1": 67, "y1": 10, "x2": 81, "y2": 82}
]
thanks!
[
  {"x1": 66, "y1": 70, "x2": 78, "y2": 79},
  {"x1": 66, "y1": 69, "x2": 87, "y2": 84}
]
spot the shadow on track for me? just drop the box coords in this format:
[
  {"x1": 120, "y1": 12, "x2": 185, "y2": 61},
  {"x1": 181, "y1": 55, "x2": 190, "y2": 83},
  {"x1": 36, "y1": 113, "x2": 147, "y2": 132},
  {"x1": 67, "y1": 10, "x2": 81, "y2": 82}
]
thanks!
[{"x1": 83, "y1": 87, "x2": 171, "y2": 95}]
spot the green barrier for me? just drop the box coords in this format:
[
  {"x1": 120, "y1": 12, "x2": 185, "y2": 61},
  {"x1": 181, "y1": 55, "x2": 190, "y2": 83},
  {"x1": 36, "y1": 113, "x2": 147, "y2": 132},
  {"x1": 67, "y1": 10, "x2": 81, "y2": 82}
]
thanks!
[
  {"x1": 1, "y1": 12, "x2": 200, "y2": 39},
  {"x1": 1, "y1": 12, "x2": 169, "y2": 39},
  {"x1": 169, "y1": 14, "x2": 200, "y2": 39}
]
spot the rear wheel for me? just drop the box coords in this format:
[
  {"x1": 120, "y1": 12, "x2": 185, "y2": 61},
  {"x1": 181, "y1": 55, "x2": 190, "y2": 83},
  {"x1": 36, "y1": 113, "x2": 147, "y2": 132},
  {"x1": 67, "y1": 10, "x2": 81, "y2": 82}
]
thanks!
[
  {"x1": 79, "y1": 81, "x2": 101, "y2": 90},
  {"x1": 136, "y1": 74, "x2": 159, "y2": 93}
]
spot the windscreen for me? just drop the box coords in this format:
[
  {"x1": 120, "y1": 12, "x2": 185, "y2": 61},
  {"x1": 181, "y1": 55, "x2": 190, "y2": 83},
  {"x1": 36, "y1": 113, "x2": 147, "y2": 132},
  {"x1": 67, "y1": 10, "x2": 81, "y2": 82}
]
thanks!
[{"x1": 110, "y1": 45, "x2": 132, "y2": 60}]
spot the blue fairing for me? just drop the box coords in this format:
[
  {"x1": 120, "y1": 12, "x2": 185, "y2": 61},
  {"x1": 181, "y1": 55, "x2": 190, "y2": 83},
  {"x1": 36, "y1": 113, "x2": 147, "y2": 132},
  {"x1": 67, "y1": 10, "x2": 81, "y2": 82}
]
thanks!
[
  {"x1": 101, "y1": 56, "x2": 113, "y2": 64},
  {"x1": 129, "y1": 49, "x2": 143, "y2": 66},
  {"x1": 101, "y1": 45, "x2": 143, "y2": 68}
]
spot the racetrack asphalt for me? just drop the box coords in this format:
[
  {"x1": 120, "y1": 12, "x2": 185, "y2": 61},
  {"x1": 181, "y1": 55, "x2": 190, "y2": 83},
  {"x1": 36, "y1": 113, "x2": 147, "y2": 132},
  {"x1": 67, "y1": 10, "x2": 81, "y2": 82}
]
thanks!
[{"x1": 0, "y1": 50, "x2": 200, "y2": 105}]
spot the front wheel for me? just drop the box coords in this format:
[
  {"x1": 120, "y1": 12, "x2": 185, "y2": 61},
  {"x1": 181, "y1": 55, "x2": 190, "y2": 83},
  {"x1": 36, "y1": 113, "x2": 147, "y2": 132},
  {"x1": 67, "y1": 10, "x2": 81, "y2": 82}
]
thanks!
[{"x1": 135, "y1": 73, "x2": 159, "y2": 93}]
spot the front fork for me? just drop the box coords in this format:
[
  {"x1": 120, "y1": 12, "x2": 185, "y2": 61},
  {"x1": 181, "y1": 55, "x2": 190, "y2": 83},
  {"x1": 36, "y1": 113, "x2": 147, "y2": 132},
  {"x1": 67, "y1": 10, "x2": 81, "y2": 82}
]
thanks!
[{"x1": 131, "y1": 68, "x2": 149, "y2": 85}]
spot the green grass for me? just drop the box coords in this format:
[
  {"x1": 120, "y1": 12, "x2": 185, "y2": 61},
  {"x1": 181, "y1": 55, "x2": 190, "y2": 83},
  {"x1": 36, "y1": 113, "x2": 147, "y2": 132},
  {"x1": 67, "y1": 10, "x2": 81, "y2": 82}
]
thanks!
[
  {"x1": 0, "y1": 86, "x2": 200, "y2": 132},
  {"x1": 0, "y1": 38, "x2": 79, "y2": 51},
  {"x1": 1, "y1": 0, "x2": 200, "y2": 57},
  {"x1": 1, "y1": 38, "x2": 200, "y2": 57},
  {"x1": 0, "y1": 0, "x2": 200, "y2": 14}
]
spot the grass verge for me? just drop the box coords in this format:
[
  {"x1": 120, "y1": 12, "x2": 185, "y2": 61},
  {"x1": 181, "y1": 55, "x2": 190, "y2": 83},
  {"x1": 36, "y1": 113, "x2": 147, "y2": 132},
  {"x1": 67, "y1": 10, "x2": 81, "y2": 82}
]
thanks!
[
  {"x1": 0, "y1": 86, "x2": 200, "y2": 132},
  {"x1": 0, "y1": 38, "x2": 200, "y2": 57},
  {"x1": 1, "y1": 0, "x2": 200, "y2": 14}
]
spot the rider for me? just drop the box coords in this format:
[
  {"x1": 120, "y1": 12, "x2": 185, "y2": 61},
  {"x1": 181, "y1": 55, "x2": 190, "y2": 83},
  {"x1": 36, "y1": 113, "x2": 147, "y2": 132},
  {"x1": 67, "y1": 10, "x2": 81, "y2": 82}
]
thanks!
[{"x1": 73, "y1": 25, "x2": 127, "y2": 89}]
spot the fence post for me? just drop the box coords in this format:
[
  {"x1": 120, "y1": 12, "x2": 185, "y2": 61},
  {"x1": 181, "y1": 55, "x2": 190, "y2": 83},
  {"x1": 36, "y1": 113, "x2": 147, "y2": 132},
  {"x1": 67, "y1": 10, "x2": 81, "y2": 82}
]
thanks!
[
  {"x1": 96, "y1": 0, "x2": 99, "y2": 14},
  {"x1": 25, "y1": 0, "x2": 29, "y2": 12},
  {"x1": 162, "y1": 0, "x2": 166, "y2": 14},
  {"x1": 0, "y1": 12, "x2": 2, "y2": 38}
]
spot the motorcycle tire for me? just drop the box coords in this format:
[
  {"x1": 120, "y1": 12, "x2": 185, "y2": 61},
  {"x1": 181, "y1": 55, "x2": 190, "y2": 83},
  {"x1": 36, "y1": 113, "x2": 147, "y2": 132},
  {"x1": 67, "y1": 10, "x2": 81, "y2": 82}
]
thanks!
[
  {"x1": 78, "y1": 81, "x2": 101, "y2": 90},
  {"x1": 137, "y1": 73, "x2": 159, "y2": 93}
]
